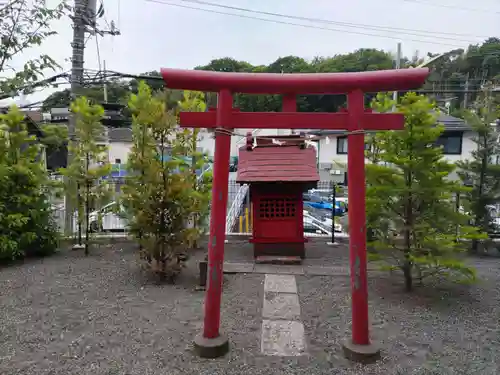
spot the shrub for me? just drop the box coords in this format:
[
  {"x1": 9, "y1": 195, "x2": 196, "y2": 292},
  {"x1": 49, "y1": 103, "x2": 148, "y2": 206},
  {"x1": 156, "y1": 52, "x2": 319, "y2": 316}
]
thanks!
[{"x1": 0, "y1": 106, "x2": 60, "y2": 262}]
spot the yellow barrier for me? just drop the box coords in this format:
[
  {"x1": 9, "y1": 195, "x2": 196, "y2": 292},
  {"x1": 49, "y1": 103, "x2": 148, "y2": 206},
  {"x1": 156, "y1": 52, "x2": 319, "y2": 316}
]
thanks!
[
  {"x1": 237, "y1": 205, "x2": 253, "y2": 233},
  {"x1": 245, "y1": 207, "x2": 249, "y2": 233}
]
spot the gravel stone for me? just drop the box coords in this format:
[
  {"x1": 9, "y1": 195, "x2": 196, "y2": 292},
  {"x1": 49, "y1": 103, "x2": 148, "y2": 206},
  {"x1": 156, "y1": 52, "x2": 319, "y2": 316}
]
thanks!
[{"x1": 0, "y1": 240, "x2": 498, "y2": 374}]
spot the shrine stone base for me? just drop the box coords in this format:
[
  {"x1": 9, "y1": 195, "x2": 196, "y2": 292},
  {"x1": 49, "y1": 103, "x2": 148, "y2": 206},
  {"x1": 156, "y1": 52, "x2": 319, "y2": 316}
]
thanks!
[
  {"x1": 253, "y1": 242, "x2": 305, "y2": 259},
  {"x1": 342, "y1": 339, "x2": 381, "y2": 364},
  {"x1": 194, "y1": 332, "x2": 229, "y2": 358}
]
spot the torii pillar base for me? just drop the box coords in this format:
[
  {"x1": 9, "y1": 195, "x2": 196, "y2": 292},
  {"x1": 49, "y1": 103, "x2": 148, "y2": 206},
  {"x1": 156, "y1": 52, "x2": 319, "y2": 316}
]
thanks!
[
  {"x1": 342, "y1": 340, "x2": 381, "y2": 364},
  {"x1": 194, "y1": 332, "x2": 229, "y2": 359}
]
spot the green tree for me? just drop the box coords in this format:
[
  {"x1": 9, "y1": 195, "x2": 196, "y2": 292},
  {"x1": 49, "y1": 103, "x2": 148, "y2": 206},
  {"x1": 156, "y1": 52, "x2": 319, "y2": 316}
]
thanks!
[
  {"x1": 61, "y1": 97, "x2": 110, "y2": 255},
  {"x1": 0, "y1": 0, "x2": 68, "y2": 97},
  {"x1": 41, "y1": 81, "x2": 132, "y2": 111},
  {"x1": 457, "y1": 86, "x2": 500, "y2": 253},
  {"x1": 122, "y1": 82, "x2": 197, "y2": 281},
  {"x1": 177, "y1": 90, "x2": 212, "y2": 249},
  {"x1": 366, "y1": 93, "x2": 480, "y2": 291},
  {"x1": 0, "y1": 106, "x2": 60, "y2": 262}
]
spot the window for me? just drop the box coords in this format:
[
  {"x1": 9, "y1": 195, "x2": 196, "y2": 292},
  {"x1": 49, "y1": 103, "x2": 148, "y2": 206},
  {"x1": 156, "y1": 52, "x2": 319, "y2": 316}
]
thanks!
[
  {"x1": 336, "y1": 136, "x2": 371, "y2": 154},
  {"x1": 435, "y1": 132, "x2": 462, "y2": 155},
  {"x1": 115, "y1": 158, "x2": 121, "y2": 164}
]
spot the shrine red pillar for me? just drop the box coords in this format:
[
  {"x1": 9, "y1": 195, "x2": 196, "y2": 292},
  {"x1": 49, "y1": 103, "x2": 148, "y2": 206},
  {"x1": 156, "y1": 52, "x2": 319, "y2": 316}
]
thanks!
[
  {"x1": 283, "y1": 94, "x2": 296, "y2": 134},
  {"x1": 343, "y1": 89, "x2": 379, "y2": 361},
  {"x1": 282, "y1": 94, "x2": 296, "y2": 111},
  {"x1": 194, "y1": 89, "x2": 231, "y2": 358}
]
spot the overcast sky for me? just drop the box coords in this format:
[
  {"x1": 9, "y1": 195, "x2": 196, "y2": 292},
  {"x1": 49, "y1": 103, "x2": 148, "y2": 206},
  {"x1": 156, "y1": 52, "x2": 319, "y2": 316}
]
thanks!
[{"x1": 4, "y1": 0, "x2": 500, "y2": 105}]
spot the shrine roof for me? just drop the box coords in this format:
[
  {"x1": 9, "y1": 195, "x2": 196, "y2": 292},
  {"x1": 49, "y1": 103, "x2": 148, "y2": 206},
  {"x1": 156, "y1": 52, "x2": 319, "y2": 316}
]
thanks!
[{"x1": 236, "y1": 136, "x2": 319, "y2": 183}]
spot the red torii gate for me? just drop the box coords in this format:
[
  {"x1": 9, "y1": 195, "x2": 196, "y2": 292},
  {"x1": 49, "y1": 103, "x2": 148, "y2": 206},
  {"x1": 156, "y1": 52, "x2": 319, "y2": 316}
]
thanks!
[{"x1": 161, "y1": 68, "x2": 429, "y2": 361}]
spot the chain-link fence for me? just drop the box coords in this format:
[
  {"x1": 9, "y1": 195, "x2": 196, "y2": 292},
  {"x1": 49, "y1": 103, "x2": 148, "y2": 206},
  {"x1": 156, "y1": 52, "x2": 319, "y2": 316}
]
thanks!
[
  {"x1": 226, "y1": 180, "x2": 345, "y2": 237},
  {"x1": 50, "y1": 178, "x2": 346, "y2": 239}
]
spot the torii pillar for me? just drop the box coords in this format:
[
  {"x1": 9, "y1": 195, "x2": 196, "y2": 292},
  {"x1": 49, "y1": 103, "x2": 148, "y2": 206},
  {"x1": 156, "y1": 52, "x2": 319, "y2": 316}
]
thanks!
[{"x1": 162, "y1": 68, "x2": 429, "y2": 361}]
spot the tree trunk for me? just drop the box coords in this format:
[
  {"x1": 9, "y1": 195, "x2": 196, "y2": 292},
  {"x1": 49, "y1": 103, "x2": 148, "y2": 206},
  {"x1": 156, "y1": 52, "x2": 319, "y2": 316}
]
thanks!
[
  {"x1": 84, "y1": 154, "x2": 90, "y2": 256},
  {"x1": 403, "y1": 261, "x2": 413, "y2": 292},
  {"x1": 403, "y1": 162, "x2": 414, "y2": 291},
  {"x1": 471, "y1": 239, "x2": 479, "y2": 254},
  {"x1": 139, "y1": 125, "x2": 146, "y2": 259},
  {"x1": 191, "y1": 128, "x2": 198, "y2": 249},
  {"x1": 471, "y1": 138, "x2": 488, "y2": 254}
]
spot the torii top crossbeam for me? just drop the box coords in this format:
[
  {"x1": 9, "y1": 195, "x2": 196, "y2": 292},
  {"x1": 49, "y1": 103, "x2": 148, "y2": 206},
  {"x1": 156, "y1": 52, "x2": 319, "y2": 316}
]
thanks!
[{"x1": 161, "y1": 68, "x2": 429, "y2": 94}]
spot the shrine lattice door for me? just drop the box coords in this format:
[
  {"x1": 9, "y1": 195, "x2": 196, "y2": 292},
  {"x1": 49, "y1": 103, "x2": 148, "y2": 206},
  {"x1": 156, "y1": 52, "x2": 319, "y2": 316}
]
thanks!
[{"x1": 254, "y1": 193, "x2": 302, "y2": 241}]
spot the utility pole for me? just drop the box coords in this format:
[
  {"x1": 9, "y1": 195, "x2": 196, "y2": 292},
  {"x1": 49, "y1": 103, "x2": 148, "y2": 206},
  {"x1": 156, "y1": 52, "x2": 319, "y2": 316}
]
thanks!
[
  {"x1": 64, "y1": 0, "x2": 120, "y2": 238},
  {"x1": 65, "y1": 0, "x2": 88, "y2": 239},
  {"x1": 392, "y1": 42, "x2": 402, "y2": 110},
  {"x1": 463, "y1": 72, "x2": 469, "y2": 109},
  {"x1": 103, "y1": 60, "x2": 108, "y2": 103}
]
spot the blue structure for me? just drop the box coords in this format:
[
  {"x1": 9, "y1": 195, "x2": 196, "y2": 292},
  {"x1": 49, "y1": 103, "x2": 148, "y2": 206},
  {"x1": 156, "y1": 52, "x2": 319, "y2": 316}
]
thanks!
[
  {"x1": 103, "y1": 160, "x2": 212, "y2": 180},
  {"x1": 303, "y1": 200, "x2": 345, "y2": 216}
]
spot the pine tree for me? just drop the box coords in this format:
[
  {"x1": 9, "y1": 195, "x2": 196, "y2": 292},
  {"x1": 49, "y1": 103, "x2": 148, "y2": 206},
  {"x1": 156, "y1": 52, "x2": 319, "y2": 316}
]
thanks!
[
  {"x1": 456, "y1": 85, "x2": 500, "y2": 253},
  {"x1": 123, "y1": 82, "x2": 197, "y2": 282},
  {"x1": 62, "y1": 97, "x2": 110, "y2": 255},
  {"x1": 0, "y1": 106, "x2": 60, "y2": 261},
  {"x1": 177, "y1": 90, "x2": 212, "y2": 249},
  {"x1": 366, "y1": 93, "x2": 480, "y2": 291}
]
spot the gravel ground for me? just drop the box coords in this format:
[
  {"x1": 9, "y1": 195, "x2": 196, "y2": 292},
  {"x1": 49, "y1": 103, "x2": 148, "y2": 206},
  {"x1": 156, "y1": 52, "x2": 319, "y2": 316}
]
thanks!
[
  {"x1": 298, "y1": 267, "x2": 500, "y2": 375},
  {"x1": 0, "y1": 240, "x2": 499, "y2": 374}
]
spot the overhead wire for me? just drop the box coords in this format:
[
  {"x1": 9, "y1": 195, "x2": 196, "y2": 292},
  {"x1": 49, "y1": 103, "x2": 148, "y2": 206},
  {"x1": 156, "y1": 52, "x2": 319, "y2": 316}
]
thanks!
[
  {"x1": 95, "y1": 34, "x2": 102, "y2": 73},
  {"x1": 145, "y1": 0, "x2": 483, "y2": 47},
  {"x1": 400, "y1": 0, "x2": 500, "y2": 14},
  {"x1": 172, "y1": 0, "x2": 490, "y2": 39}
]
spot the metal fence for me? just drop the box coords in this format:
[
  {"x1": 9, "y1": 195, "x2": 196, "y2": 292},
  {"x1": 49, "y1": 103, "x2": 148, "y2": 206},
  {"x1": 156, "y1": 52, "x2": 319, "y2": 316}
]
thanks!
[
  {"x1": 50, "y1": 179, "x2": 343, "y2": 239},
  {"x1": 226, "y1": 180, "x2": 343, "y2": 236}
]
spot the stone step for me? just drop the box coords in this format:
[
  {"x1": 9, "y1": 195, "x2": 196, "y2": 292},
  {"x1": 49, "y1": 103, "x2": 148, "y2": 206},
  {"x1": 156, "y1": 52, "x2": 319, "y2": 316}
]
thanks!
[{"x1": 255, "y1": 256, "x2": 303, "y2": 265}]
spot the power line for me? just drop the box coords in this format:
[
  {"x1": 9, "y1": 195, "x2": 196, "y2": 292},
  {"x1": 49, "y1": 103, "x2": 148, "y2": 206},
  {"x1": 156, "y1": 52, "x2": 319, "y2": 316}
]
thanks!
[
  {"x1": 173, "y1": 0, "x2": 490, "y2": 40},
  {"x1": 95, "y1": 34, "x2": 102, "y2": 73},
  {"x1": 145, "y1": 0, "x2": 475, "y2": 48},
  {"x1": 401, "y1": 0, "x2": 500, "y2": 14}
]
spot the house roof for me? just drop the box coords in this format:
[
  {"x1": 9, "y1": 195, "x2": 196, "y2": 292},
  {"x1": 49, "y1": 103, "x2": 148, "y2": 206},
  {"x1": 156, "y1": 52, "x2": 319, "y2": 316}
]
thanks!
[
  {"x1": 236, "y1": 136, "x2": 319, "y2": 183},
  {"x1": 0, "y1": 108, "x2": 43, "y2": 138},
  {"x1": 108, "y1": 127, "x2": 132, "y2": 142},
  {"x1": 305, "y1": 112, "x2": 471, "y2": 136},
  {"x1": 435, "y1": 113, "x2": 470, "y2": 130}
]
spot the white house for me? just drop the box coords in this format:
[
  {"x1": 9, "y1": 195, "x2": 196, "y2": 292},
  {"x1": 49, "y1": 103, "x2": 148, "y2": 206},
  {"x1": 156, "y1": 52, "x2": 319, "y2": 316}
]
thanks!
[
  {"x1": 309, "y1": 114, "x2": 476, "y2": 183},
  {"x1": 107, "y1": 127, "x2": 133, "y2": 165},
  {"x1": 106, "y1": 127, "x2": 291, "y2": 165}
]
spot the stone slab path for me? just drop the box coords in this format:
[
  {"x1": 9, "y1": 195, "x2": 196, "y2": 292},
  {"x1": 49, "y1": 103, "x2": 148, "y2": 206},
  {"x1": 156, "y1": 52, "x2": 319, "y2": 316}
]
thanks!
[
  {"x1": 260, "y1": 274, "x2": 307, "y2": 357},
  {"x1": 224, "y1": 262, "x2": 382, "y2": 276}
]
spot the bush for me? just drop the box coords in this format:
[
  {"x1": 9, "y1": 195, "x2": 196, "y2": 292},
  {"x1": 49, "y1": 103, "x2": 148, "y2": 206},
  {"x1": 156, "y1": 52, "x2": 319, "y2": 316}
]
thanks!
[
  {"x1": 122, "y1": 83, "x2": 206, "y2": 282},
  {"x1": 0, "y1": 107, "x2": 60, "y2": 262},
  {"x1": 365, "y1": 93, "x2": 482, "y2": 291}
]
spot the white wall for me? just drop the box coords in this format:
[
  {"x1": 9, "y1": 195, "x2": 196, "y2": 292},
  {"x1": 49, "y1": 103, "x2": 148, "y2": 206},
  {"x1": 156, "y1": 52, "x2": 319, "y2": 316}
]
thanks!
[
  {"x1": 108, "y1": 142, "x2": 131, "y2": 164},
  {"x1": 317, "y1": 131, "x2": 476, "y2": 182},
  {"x1": 197, "y1": 128, "x2": 292, "y2": 158},
  {"x1": 106, "y1": 128, "x2": 293, "y2": 164}
]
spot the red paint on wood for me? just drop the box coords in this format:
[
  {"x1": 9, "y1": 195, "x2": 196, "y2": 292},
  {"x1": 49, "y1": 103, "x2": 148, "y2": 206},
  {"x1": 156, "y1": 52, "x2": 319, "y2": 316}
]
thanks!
[
  {"x1": 179, "y1": 111, "x2": 349, "y2": 129},
  {"x1": 164, "y1": 66, "x2": 431, "y2": 355},
  {"x1": 237, "y1": 145, "x2": 319, "y2": 183},
  {"x1": 203, "y1": 89, "x2": 232, "y2": 340},
  {"x1": 347, "y1": 90, "x2": 370, "y2": 346},
  {"x1": 282, "y1": 94, "x2": 297, "y2": 112},
  {"x1": 161, "y1": 67, "x2": 429, "y2": 94},
  {"x1": 179, "y1": 111, "x2": 404, "y2": 131}
]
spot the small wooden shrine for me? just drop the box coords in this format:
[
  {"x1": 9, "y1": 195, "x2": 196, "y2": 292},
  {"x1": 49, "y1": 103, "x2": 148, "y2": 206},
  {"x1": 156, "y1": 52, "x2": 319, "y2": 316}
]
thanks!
[{"x1": 236, "y1": 133, "x2": 320, "y2": 260}]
